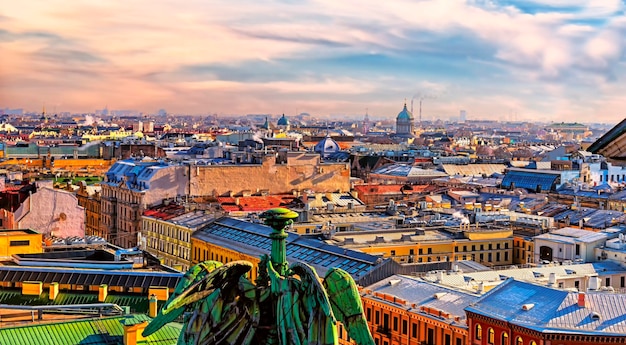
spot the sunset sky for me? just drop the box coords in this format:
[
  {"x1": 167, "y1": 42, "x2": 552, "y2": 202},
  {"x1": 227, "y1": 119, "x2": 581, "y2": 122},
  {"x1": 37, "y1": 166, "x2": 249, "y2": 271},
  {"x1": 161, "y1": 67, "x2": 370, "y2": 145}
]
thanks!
[{"x1": 2, "y1": 0, "x2": 626, "y2": 122}]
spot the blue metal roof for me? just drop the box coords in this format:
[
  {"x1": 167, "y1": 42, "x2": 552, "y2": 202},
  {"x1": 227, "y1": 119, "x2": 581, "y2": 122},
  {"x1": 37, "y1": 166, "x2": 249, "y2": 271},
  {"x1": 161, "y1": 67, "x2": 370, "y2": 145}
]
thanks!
[
  {"x1": 466, "y1": 278, "x2": 626, "y2": 336},
  {"x1": 501, "y1": 168, "x2": 561, "y2": 191},
  {"x1": 192, "y1": 217, "x2": 388, "y2": 283}
]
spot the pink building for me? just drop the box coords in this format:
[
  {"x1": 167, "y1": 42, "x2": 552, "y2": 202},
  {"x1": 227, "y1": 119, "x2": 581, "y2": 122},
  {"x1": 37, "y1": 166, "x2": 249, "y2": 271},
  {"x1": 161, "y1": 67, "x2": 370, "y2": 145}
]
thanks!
[{"x1": 12, "y1": 186, "x2": 85, "y2": 238}]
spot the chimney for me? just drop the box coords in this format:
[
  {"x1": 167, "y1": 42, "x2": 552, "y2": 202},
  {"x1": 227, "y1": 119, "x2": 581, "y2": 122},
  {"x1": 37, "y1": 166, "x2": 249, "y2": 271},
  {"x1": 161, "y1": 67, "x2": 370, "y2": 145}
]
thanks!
[
  {"x1": 548, "y1": 273, "x2": 556, "y2": 286},
  {"x1": 437, "y1": 271, "x2": 444, "y2": 282},
  {"x1": 149, "y1": 294, "x2": 158, "y2": 318},
  {"x1": 578, "y1": 292, "x2": 586, "y2": 308},
  {"x1": 99, "y1": 284, "x2": 108, "y2": 302},
  {"x1": 49, "y1": 282, "x2": 59, "y2": 300},
  {"x1": 589, "y1": 276, "x2": 599, "y2": 291},
  {"x1": 121, "y1": 317, "x2": 148, "y2": 345}
]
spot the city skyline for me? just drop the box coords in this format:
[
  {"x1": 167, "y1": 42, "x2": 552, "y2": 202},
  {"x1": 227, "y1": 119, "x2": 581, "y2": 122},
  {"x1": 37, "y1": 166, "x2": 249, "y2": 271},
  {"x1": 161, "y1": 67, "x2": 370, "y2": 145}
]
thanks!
[{"x1": 2, "y1": 1, "x2": 626, "y2": 122}]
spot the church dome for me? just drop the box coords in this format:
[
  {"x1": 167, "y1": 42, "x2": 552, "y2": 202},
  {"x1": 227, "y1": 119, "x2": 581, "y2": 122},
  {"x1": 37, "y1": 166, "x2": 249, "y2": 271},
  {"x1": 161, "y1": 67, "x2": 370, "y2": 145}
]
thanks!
[
  {"x1": 314, "y1": 135, "x2": 340, "y2": 158},
  {"x1": 397, "y1": 103, "x2": 412, "y2": 120},
  {"x1": 277, "y1": 114, "x2": 290, "y2": 126}
]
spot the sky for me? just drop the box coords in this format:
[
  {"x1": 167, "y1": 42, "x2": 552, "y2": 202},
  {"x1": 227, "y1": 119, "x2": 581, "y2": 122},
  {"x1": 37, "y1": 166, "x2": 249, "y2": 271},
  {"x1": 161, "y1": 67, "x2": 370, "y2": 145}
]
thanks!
[{"x1": 1, "y1": 0, "x2": 626, "y2": 122}]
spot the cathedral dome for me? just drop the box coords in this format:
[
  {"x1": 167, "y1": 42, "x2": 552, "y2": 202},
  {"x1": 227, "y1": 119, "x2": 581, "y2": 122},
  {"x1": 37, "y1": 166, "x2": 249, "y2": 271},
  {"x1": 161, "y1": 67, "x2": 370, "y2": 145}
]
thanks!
[
  {"x1": 314, "y1": 135, "x2": 340, "y2": 158},
  {"x1": 277, "y1": 114, "x2": 290, "y2": 126},
  {"x1": 397, "y1": 103, "x2": 412, "y2": 120}
]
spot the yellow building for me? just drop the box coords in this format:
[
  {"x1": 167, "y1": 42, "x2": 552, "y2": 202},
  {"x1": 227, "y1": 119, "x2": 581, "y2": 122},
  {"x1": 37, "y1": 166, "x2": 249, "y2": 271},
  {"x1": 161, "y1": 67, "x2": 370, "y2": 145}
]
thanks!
[
  {"x1": 513, "y1": 236, "x2": 535, "y2": 265},
  {"x1": 332, "y1": 226, "x2": 514, "y2": 267},
  {"x1": 0, "y1": 229, "x2": 43, "y2": 258},
  {"x1": 142, "y1": 205, "x2": 217, "y2": 272}
]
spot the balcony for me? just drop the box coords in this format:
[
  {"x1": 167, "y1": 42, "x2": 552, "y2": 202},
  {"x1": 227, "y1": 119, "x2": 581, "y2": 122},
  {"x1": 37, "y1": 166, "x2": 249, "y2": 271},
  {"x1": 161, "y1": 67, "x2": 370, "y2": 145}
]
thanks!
[{"x1": 375, "y1": 326, "x2": 391, "y2": 337}]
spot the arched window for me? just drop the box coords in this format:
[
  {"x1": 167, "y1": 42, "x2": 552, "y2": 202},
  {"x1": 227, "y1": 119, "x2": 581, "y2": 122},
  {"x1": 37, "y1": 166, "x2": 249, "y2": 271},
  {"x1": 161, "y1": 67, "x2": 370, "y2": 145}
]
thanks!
[
  {"x1": 529, "y1": 341, "x2": 537, "y2": 345},
  {"x1": 475, "y1": 324, "x2": 482, "y2": 340},
  {"x1": 516, "y1": 336, "x2": 523, "y2": 345},
  {"x1": 488, "y1": 328, "x2": 495, "y2": 344},
  {"x1": 501, "y1": 332, "x2": 509, "y2": 345}
]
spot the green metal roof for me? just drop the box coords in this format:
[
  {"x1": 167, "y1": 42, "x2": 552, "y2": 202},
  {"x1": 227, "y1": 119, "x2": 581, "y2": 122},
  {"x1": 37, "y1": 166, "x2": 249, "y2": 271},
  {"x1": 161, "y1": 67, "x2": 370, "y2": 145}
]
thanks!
[
  {"x1": 0, "y1": 314, "x2": 181, "y2": 345},
  {"x1": 396, "y1": 104, "x2": 412, "y2": 120},
  {"x1": 0, "y1": 289, "x2": 163, "y2": 314}
]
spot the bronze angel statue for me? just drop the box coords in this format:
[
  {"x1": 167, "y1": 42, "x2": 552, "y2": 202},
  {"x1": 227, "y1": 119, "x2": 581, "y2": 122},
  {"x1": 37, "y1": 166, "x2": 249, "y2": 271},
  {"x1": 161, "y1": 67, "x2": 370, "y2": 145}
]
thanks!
[{"x1": 143, "y1": 208, "x2": 375, "y2": 345}]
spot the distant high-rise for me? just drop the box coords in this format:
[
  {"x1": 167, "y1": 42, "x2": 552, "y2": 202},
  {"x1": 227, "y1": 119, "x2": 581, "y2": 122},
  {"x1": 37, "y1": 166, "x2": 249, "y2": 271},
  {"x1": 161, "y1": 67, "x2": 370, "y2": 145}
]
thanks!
[{"x1": 460, "y1": 110, "x2": 467, "y2": 123}]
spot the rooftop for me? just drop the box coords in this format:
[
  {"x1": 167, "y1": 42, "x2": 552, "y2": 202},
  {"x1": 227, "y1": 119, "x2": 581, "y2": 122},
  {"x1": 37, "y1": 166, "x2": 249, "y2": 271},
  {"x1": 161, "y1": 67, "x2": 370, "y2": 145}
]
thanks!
[
  {"x1": 0, "y1": 314, "x2": 180, "y2": 345},
  {"x1": 466, "y1": 278, "x2": 626, "y2": 336}
]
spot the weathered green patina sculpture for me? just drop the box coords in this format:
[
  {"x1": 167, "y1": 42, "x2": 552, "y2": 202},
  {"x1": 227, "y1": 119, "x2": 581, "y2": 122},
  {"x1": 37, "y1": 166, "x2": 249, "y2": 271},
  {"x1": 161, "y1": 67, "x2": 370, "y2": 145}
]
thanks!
[{"x1": 144, "y1": 208, "x2": 375, "y2": 345}]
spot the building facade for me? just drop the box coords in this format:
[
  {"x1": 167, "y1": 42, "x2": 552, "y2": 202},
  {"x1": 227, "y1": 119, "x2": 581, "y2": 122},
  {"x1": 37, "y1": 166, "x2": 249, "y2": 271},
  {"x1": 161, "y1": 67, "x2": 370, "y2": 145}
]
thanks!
[
  {"x1": 190, "y1": 153, "x2": 350, "y2": 197},
  {"x1": 142, "y1": 205, "x2": 216, "y2": 272},
  {"x1": 361, "y1": 275, "x2": 478, "y2": 345},
  {"x1": 100, "y1": 159, "x2": 188, "y2": 248},
  {"x1": 76, "y1": 182, "x2": 102, "y2": 237}
]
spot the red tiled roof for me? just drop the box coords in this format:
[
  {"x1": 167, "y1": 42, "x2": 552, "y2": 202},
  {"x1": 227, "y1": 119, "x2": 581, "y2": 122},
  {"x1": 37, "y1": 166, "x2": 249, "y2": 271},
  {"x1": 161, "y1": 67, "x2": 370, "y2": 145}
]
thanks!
[
  {"x1": 143, "y1": 204, "x2": 186, "y2": 220},
  {"x1": 217, "y1": 195, "x2": 297, "y2": 212}
]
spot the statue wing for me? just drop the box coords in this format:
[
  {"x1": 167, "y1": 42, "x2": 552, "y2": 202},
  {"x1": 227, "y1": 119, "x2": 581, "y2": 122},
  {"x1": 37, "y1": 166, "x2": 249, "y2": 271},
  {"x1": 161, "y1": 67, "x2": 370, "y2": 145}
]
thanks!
[
  {"x1": 289, "y1": 262, "x2": 337, "y2": 344},
  {"x1": 323, "y1": 268, "x2": 375, "y2": 345},
  {"x1": 143, "y1": 260, "x2": 252, "y2": 337}
]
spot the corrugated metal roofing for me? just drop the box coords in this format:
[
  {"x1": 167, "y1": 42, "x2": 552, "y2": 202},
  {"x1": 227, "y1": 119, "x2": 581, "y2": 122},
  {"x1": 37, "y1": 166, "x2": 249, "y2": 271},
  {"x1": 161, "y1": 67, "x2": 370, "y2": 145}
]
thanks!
[
  {"x1": 372, "y1": 164, "x2": 448, "y2": 178},
  {"x1": 0, "y1": 314, "x2": 180, "y2": 345},
  {"x1": 0, "y1": 266, "x2": 182, "y2": 289},
  {"x1": 192, "y1": 217, "x2": 385, "y2": 281},
  {"x1": 466, "y1": 279, "x2": 626, "y2": 336},
  {"x1": 441, "y1": 164, "x2": 506, "y2": 177},
  {"x1": 502, "y1": 168, "x2": 561, "y2": 191},
  {"x1": 366, "y1": 275, "x2": 480, "y2": 324}
]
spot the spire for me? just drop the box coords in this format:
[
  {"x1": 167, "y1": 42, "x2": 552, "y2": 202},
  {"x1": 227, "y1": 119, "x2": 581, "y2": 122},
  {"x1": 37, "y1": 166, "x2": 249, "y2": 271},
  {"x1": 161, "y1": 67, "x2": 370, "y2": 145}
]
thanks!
[{"x1": 403, "y1": 99, "x2": 407, "y2": 110}]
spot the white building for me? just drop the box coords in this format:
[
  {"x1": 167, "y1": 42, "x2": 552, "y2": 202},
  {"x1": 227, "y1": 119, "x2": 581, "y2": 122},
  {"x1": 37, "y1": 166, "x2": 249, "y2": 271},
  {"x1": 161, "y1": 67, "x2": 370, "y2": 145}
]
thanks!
[{"x1": 533, "y1": 227, "x2": 611, "y2": 264}]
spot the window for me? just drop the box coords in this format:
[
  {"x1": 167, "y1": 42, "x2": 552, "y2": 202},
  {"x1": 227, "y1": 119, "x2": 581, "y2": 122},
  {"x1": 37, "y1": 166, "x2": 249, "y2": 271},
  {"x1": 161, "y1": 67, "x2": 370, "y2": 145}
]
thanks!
[
  {"x1": 390, "y1": 250, "x2": 396, "y2": 256},
  {"x1": 475, "y1": 324, "x2": 482, "y2": 340},
  {"x1": 366, "y1": 308, "x2": 371, "y2": 321},
  {"x1": 621, "y1": 276, "x2": 625, "y2": 288},
  {"x1": 427, "y1": 248, "x2": 432, "y2": 254},
  {"x1": 501, "y1": 332, "x2": 509, "y2": 345},
  {"x1": 9, "y1": 240, "x2": 29, "y2": 246},
  {"x1": 375, "y1": 310, "x2": 380, "y2": 325},
  {"x1": 516, "y1": 336, "x2": 523, "y2": 345},
  {"x1": 393, "y1": 316, "x2": 398, "y2": 331},
  {"x1": 575, "y1": 244, "x2": 580, "y2": 256},
  {"x1": 402, "y1": 320, "x2": 407, "y2": 335},
  {"x1": 411, "y1": 323, "x2": 417, "y2": 338},
  {"x1": 488, "y1": 328, "x2": 495, "y2": 344},
  {"x1": 529, "y1": 341, "x2": 537, "y2": 345},
  {"x1": 409, "y1": 249, "x2": 414, "y2": 255},
  {"x1": 606, "y1": 277, "x2": 611, "y2": 287}
]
